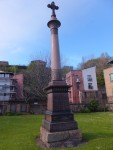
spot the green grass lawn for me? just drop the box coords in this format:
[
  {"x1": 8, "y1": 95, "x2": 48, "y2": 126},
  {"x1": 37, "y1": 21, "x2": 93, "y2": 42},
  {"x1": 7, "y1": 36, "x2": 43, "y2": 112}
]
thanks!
[{"x1": 0, "y1": 112, "x2": 113, "y2": 150}]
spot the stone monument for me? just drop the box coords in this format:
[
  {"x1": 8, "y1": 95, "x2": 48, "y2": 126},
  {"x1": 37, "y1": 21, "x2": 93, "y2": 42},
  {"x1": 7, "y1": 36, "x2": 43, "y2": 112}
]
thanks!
[{"x1": 39, "y1": 2, "x2": 82, "y2": 148}]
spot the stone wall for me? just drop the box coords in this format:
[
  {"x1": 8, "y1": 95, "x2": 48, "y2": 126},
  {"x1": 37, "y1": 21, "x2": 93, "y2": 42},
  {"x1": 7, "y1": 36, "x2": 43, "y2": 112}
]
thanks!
[
  {"x1": 106, "y1": 102, "x2": 113, "y2": 111},
  {"x1": 0, "y1": 100, "x2": 47, "y2": 115},
  {"x1": 70, "y1": 104, "x2": 85, "y2": 112},
  {"x1": 81, "y1": 90, "x2": 107, "y2": 106}
]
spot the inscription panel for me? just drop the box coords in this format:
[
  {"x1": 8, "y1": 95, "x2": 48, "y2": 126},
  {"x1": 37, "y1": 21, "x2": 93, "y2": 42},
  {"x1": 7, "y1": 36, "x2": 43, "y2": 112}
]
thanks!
[
  {"x1": 52, "y1": 114, "x2": 73, "y2": 122},
  {"x1": 53, "y1": 93, "x2": 70, "y2": 111}
]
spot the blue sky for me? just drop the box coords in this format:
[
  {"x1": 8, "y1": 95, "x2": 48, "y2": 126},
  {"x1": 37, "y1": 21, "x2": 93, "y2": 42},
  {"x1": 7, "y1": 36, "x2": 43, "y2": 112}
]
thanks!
[{"x1": 0, "y1": 0, "x2": 113, "y2": 68}]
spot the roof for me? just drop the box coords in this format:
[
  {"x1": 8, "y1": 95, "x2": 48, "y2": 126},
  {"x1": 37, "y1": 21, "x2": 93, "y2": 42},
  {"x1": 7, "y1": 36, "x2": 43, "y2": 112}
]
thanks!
[
  {"x1": 0, "y1": 71, "x2": 14, "y2": 75},
  {"x1": 108, "y1": 59, "x2": 113, "y2": 64}
]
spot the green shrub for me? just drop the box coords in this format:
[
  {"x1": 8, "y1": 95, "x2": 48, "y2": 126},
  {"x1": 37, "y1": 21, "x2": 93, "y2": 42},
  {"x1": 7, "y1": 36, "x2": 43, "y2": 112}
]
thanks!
[
  {"x1": 4, "y1": 112, "x2": 22, "y2": 116},
  {"x1": 81, "y1": 107, "x2": 91, "y2": 113},
  {"x1": 87, "y1": 99, "x2": 99, "y2": 112},
  {"x1": 4, "y1": 112, "x2": 15, "y2": 116}
]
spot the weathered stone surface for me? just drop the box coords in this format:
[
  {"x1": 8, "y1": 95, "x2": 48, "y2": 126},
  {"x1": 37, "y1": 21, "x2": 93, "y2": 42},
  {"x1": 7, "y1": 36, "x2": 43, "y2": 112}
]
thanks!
[
  {"x1": 45, "y1": 111, "x2": 74, "y2": 122},
  {"x1": 46, "y1": 92, "x2": 70, "y2": 112},
  {"x1": 39, "y1": 127, "x2": 82, "y2": 148},
  {"x1": 42, "y1": 120, "x2": 78, "y2": 132}
]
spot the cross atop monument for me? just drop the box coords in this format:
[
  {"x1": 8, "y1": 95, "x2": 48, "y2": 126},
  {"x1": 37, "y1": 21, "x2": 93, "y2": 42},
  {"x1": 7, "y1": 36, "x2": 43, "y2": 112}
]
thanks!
[{"x1": 47, "y1": 1, "x2": 59, "y2": 17}]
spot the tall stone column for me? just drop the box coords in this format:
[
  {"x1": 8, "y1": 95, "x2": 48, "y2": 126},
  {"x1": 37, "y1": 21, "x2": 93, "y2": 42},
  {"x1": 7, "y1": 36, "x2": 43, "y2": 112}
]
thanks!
[
  {"x1": 39, "y1": 2, "x2": 82, "y2": 148},
  {"x1": 48, "y1": 17, "x2": 61, "y2": 80}
]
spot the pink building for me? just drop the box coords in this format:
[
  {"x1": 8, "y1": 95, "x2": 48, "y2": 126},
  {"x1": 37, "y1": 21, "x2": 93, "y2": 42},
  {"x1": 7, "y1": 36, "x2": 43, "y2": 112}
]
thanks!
[
  {"x1": 66, "y1": 70, "x2": 84, "y2": 104},
  {"x1": 66, "y1": 67, "x2": 99, "y2": 104},
  {"x1": 13, "y1": 74, "x2": 23, "y2": 99}
]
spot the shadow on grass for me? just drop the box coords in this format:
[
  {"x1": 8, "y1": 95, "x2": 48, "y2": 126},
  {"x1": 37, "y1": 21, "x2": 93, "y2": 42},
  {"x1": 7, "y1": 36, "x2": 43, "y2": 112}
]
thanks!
[{"x1": 82, "y1": 132, "x2": 113, "y2": 141}]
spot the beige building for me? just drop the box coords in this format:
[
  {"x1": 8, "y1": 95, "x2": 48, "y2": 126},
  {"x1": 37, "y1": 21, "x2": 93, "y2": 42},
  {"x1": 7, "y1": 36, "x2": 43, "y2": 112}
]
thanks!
[{"x1": 104, "y1": 67, "x2": 113, "y2": 110}]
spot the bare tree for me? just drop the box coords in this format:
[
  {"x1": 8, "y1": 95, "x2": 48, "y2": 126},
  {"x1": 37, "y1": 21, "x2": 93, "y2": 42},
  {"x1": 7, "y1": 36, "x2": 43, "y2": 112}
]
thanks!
[
  {"x1": 23, "y1": 60, "x2": 51, "y2": 103},
  {"x1": 23, "y1": 50, "x2": 71, "y2": 102}
]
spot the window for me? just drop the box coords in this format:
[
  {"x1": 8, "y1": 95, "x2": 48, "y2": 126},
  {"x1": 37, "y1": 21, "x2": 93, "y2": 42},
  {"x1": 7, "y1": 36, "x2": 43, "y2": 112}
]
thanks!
[
  {"x1": 75, "y1": 75, "x2": 80, "y2": 82},
  {"x1": 0, "y1": 74, "x2": 4, "y2": 78},
  {"x1": 0, "y1": 85, "x2": 6, "y2": 92},
  {"x1": 88, "y1": 83, "x2": 93, "y2": 89},
  {"x1": 87, "y1": 75, "x2": 92, "y2": 82},
  {"x1": 10, "y1": 93, "x2": 15, "y2": 98},
  {"x1": 110, "y1": 73, "x2": 113, "y2": 82},
  {"x1": 74, "y1": 75, "x2": 80, "y2": 89},
  {"x1": 0, "y1": 86, "x2": 2, "y2": 91},
  {"x1": 10, "y1": 86, "x2": 14, "y2": 91},
  {"x1": 5, "y1": 74, "x2": 9, "y2": 78},
  {"x1": 4, "y1": 93, "x2": 6, "y2": 96},
  {"x1": 66, "y1": 77, "x2": 70, "y2": 84},
  {"x1": 75, "y1": 75, "x2": 79, "y2": 79},
  {"x1": 2, "y1": 85, "x2": 6, "y2": 92}
]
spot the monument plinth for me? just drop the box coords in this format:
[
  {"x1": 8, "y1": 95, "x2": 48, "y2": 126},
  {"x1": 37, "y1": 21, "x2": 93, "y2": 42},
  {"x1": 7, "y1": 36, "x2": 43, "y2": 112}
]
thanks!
[{"x1": 39, "y1": 2, "x2": 82, "y2": 148}]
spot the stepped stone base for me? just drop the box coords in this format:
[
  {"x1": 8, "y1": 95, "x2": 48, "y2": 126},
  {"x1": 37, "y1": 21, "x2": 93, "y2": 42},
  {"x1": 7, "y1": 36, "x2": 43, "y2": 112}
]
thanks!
[{"x1": 38, "y1": 127, "x2": 82, "y2": 148}]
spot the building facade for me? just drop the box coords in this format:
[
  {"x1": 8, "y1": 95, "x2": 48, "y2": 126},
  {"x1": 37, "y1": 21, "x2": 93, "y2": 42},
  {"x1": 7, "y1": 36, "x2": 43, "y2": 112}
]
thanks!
[
  {"x1": 66, "y1": 67, "x2": 99, "y2": 104},
  {"x1": 0, "y1": 71, "x2": 26, "y2": 114},
  {"x1": 103, "y1": 59, "x2": 113, "y2": 110},
  {"x1": 104, "y1": 67, "x2": 113, "y2": 110},
  {"x1": 0, "y1": 71, "x2": 16, "y2": 101},
  {"x1": 66, "y1": 70, "x2": 84, "y2": 103},
  {"x1": 82, "y1": 66, "x2": 98, "y2": 91}
]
